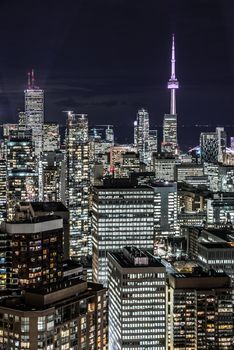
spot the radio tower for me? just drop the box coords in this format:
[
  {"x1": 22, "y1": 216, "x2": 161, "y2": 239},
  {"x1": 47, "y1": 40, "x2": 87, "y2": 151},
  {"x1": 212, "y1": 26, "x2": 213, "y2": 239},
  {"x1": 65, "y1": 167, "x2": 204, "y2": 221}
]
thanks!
[
  {"x1": 168, "y1": 34, "x2": 179, "y2": 114},
  {"x1": 162, "y1": 34, "x2": 179, "y2": 154}
]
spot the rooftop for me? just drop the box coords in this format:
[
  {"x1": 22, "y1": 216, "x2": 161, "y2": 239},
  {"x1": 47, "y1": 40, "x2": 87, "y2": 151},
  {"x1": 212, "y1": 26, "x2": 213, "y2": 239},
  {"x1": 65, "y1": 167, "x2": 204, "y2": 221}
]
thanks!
[
  {"x1": 199, "y1": 242, "x2": 234, "y2": 249},
  {"x1": 6, "y1": 214, "x2": 62, "y2": 225},
  {"x1": 29, "y1": 202, "x2": 69, "y2": 212},
  {"x1": 169, "y1": 268, "x2": 231, "y2": 289},
  {"x1": 109, "y1": 247, "x2": 164, "y2": 269}
]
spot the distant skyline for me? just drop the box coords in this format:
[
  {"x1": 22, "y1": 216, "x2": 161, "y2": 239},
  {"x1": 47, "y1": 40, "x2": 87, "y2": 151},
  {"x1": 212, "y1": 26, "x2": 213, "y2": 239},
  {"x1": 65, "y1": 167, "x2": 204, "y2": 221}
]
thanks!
[{"x1": 1, "y1": 0, "x2": 234, "y2": 148}]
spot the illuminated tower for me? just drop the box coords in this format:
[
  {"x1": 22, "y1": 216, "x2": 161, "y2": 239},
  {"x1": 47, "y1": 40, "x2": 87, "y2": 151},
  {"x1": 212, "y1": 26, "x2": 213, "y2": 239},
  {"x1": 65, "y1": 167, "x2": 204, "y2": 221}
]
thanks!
[
  {"x1": 162, "y1": 34, "x2": 179, "y2": 154},
  {"x1": 24, "y1": 70, "x2": 44, "y2": 155},
  {"x1": 135, "y1": 108, "x2": 150, "y2": 164},
  {"x1": 66, "y1": 112, "x2": 91, "y2": 260},
  {"x1": 4, "y1": 127, "x2": 38, "y2": 220}
]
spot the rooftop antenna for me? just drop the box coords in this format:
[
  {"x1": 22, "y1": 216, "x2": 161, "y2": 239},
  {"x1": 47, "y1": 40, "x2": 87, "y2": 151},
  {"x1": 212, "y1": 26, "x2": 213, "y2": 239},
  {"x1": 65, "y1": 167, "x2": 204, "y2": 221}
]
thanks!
[
  {"x1": 31, "y1": 69, "x2": 35, "y2": 89},
  {"x1": 27, "y1": 71, "x2": 31, "y2": 89}
]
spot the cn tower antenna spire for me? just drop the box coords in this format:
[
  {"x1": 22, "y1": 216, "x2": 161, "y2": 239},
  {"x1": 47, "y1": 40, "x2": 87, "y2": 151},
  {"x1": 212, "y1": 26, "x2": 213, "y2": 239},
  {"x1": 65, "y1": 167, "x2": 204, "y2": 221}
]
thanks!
[
  {"x1": 171, "y1": 33, "x2": 176, "y2": 79},
  {"x1": 167, "y1": 33, "x2": 179, "y2": 115}
]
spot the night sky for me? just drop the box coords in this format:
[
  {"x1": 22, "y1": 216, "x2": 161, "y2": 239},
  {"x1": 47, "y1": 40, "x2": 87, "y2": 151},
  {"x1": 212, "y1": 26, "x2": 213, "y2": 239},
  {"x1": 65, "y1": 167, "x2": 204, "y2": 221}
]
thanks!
[{"x1": 1, "y1": 0, "x2": 234, "y2": 149}]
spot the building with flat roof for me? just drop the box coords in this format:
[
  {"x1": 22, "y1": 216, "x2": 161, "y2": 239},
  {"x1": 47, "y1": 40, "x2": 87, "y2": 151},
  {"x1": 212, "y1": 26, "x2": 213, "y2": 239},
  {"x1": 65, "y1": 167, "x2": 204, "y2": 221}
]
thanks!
[
  {"x1": 1, "y1": 215, "x2": 64, "y2": 289},
  {"x1": 92, "y1": 180, "x2": 155, "y2": 286},
  {"x1": 168, "y1": 269, "x2": 233, "y2": 349},
  {"x1": 0, "y1": 279, "x2": 107, "y2": 350},
  {"x1": 108, "y1": 247, "x2": 166, "y2": 350}
]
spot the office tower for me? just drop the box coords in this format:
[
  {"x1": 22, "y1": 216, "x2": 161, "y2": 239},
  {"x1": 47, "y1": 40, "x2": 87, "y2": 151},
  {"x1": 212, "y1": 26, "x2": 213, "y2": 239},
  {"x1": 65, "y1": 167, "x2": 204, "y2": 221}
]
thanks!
[
  {"x1": 120, "y1": 152, "x2": 141, "y2": 177},
  {"x1": 162, "y1": 34, "x2": 179, "y2": 154},
  {"x1": 223, "y1": 148, "x2": 234, "y2": 165},
  {"x1": 105, "y1": 125, "x2": 114, "y2": 143},
  {"x1": 133, "y1": 120, "x2": 137, "y2": 145},
  {"x1": 200, "y1": 127, "x2": 226, "y2": 164},
  {"x1": 148, "y1": 129, "x2": 157, "y2": 153},
  {"x1": 168, "y1": 269, "x2": 233, "y2": 349},
  {"x1": 203, "y1": 162, "x2": 219, "y2": 191},
  {"x1": 66, "y1": 112, "x2": 90, "y2": 259},
  {"x1": 135, "y1": 108, "x2": 150, "y2": 164},
  {"x1": 92, "y1": 179, "x2": 154, "y2": 286},
  {"x1": 175, "y1": 163, "x2": 204, "y2": 182},
  {"x1": 150, "y1": 181, "x2": 179, "y2": 237},
  {"x1": 43, "y1": 122, "x2": 60, "y2": 152},
  {"x1": 216, "y1": 127, "x2": 227, "y2": 162},
  {"x1": 89, "y1": 126, "x2": 113, "y2": 185},
  {"x1": 151, "y1": 153, "x2": 181, "y2": 181},
  {"x1": 109, "y1": 145, "x2": 136, "y2": 169},
  {"x1": 198, "y1": 242, "x2": 234, "y2": 285},
  {"x1": 24, "y1": 70, "x2": 44, "y2": 155},
  {"x1": 3, "y1": 124, "x2": 18, "y2": 140},
  {"x1": 42, "y1": 151, "x2": 66, "y2": 203},
  {"x1": 18, "y1": 111, "x2": 27, "y2": 130},
  {"x1": 2, "y1": 214, "x2": 63, "y2": 288},
  {"x1": 5, "y1": 128, "x2": 38, "y2": 220},
  {"x1": 206, "y1": 193, "x2": 234, "y2": 225},
  {"x1": 108, "y1": 246, "x2": 166, "y2": 350}
]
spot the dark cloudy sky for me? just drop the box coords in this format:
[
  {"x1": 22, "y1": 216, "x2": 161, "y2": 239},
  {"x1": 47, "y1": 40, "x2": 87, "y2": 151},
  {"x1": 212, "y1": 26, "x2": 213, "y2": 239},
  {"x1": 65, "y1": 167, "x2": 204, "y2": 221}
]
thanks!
[{"x1": 1, "y1": 0, "x2": 234, "y2": 148}]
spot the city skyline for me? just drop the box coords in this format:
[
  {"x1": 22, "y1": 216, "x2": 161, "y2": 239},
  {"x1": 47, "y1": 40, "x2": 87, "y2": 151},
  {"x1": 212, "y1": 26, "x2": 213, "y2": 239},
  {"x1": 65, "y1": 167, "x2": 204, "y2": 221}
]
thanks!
[{"x1": 1, "y1": 1, "x2": 234, "y2": 148}]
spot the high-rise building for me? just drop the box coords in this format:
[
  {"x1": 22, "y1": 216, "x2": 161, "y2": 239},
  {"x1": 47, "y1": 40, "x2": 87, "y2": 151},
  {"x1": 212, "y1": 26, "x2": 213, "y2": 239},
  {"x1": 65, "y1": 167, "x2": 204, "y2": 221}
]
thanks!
[
  {"x1": 92, "y1": 179, "x2": 155, "y2": 286},
  {"x1": 150, "y1": 181, "x2": 179, "y2": 237},
  {"x1": 108, "y1": 246, "x2": 167, "y2": 350},
  {"x1": 42, "y1": 151, "x2": 66, "y2": 203},
  {"x1": 43, "y1": 122, "x2": 60, "y2": 152},
  {"x1": 151, "y1": 153, "x2": 181, "y2": 181},
  {"x1": 0, "y1": 200, "x2": 108, "y2": 348},
  {"x1": 24, "y1": 70, "x2": 44, "y2": 156},
  {"x1": 200, "y1": 127, "x2": 226, "y2": 164},
  {"x1": 207, "y1": 193, "x2": 234, "y2": 225},
  {"x1": 0, "y1": 280, "x2": 107, "y2": 350},
  {"x1": 2, "y1": 215, "x2": 63, "y2": 288},
  {"x1": 5, "y1": 128, "x2": 38, "y2": 220},
  {"x1": 135, "y1": 108, "x2": 150, "y2": 164},
  {"x1": 66, "y1": 112, "x2": 90, "y2": 260},
  {"x1": 168, "y1": 269, "x2": 233, "y2": 349},
  {"x1": 105, "y1": 125, "x2": 114, "y2": 143},
  {"x1": 175, "y1": 163, "x2": 204, "y2": 182},
  {"x1": 162, "y1": 34, "x2": 179, "y2": 154},
  {"x1": 148, "y1": 129, "x2": 157, "y2": 154},
  {"x1": 18, "y1": 111, "x2": 27, "y2": 130}
]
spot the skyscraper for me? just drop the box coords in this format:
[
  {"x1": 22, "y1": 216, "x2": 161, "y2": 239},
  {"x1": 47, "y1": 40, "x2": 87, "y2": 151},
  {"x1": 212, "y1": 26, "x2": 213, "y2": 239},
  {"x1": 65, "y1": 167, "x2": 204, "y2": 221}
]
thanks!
[
  {"x1": 134, "y1": 108, "x2": 150, "y2": 164},
  {"x1": 200, "y1": 127, "x2": 227, "y2": 164},
  {"x1": 43, "y1": 122, "x2": 60, "y2": 152},
  {"x1": 24, "y1": 70, "x2": 44, "y2": 156},
  {"x1": 92, "y1": 179, "x2": 154, "y2": 286},
  {"x1": 4, "y1": 128, "x2": 38, "y2": 220},
  {"x1": 162, "y1": 34, "x2": 179, "y2": 154},
  {"x1": 66, "y1": 112, "x2": 91, "y2": 260},
  {"x1": 2, "y1": 214, "x2": 64, "y2": 288},
  {"x1": 108, "y1": 246, "x2": 167, "y2": 350},
  {"x1": 168, "y1": 269, "x2": 233, "y2": 349},
  {"x1": 150, "y1": 181, "x2": 179, "y2": 237},
  {"x1": 0, "y1": 208, "x2": 107, "y2": 349}
]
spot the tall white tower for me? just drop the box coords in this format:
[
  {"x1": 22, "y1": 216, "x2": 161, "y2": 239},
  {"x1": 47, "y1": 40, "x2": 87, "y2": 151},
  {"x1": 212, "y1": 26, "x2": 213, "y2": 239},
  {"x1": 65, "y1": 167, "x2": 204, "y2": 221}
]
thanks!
[{"x1": 162, "y1": 35, "x2": 179, "y2": 154}]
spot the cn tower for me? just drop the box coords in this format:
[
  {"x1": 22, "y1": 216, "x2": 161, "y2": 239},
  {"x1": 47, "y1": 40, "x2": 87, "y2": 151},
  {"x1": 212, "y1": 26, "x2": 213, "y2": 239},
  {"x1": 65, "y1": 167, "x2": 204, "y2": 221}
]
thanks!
[
  {"x1": 162, "y1": 34, "x2": 179, "y2": 154},
  {"x1": 167, "y1": 34, "x2": 179, "y2": 115}
]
